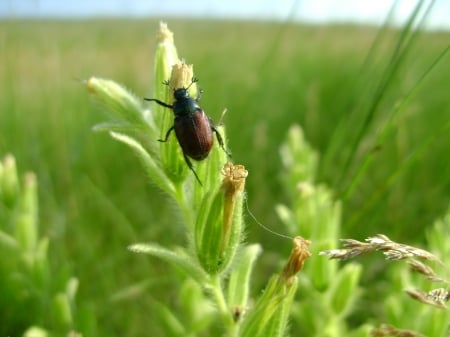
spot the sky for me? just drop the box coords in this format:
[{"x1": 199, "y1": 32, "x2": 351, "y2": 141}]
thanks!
[{"x1": 1, "y1": 0, "x2": 449, "y2": 31}]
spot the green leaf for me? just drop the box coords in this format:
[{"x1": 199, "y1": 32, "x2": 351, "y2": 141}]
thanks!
[
  {"x1": 87, "y1": 77, "x2": 151, "y2": 130},
  {"x1": 151, "y1": 299, "x2": 187, "y2": 337},
  {"x1": 179, "y1": 278, "x2": 215, "y2": 334},
  {"x1": 328, "y1": 263, "x2": 362, "y2": 317},
  {"x1": 194, "y1": 188, "x2": 225, "y2": 274},
  {"x1": 128, "y1": 243, "x2": 207, "y2": 284},
  {"x1": 109, "y1": 131, "x2": 175, "y2": 196},
  {"x1": 0, "y1": 229, "x2": 19, "y2": 252},
  {"x1": 240, "y1": 276, "x2": 280, "y2": 337},
  {"x1": 263, "y1": 279, "x2": 298, "y2": 337},
  {"x1": 227, "y1": 244, "x2": 262, "y2": 314},
  {"x1": 53, "y1": 292, "x2": 73, "y2": 330}
]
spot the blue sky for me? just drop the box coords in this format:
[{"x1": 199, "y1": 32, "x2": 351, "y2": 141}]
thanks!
[{"x1": 1, "y1": 0, "x2": 449, "y2": 30}]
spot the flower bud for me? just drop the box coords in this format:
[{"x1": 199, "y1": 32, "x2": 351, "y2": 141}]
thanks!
[
  {"x1": 0, "y1": 154, "x2": 20, "y2": 208},
  {"x1": 87, "y1": 77, "x2": 146, "y2": 127},
  {"x1": 240, "y1": 237, "x2": 311, "y2": 337},
  {"x1": 281, "y1": 236, "x2": 312, "y2": 287},
  {"x1": 195, "y1": 163, "x2": 247, "y2": 274}
]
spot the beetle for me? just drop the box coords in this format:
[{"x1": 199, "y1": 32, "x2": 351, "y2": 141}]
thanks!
[{"x1": 144, "y1": 78, "x2": 230, "y2": 185}]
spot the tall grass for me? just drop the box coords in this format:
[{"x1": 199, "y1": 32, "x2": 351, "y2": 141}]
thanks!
[{"x1": 0, "y1": 17, "x2": 449, "y2": 335}]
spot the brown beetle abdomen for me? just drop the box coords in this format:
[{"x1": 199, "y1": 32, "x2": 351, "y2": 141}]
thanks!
[{"x1": 174, "y1": 109, "x2": 214, "y2": 161}]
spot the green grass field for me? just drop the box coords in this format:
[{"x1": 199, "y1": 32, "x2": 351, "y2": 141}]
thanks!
[{"x1": 0, "y1": 18, "x2": 449, "y2": 336}]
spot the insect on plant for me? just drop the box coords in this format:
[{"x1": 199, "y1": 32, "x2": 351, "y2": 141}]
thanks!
[{"x1": 145, "y1": 78, "x2": 231, "y2": 185}]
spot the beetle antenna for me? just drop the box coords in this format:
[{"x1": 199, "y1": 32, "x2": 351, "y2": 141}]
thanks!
[
  {"x1": 187, "y1": 77, "x2": 198, "y2": 90},
  {"x1": 244, "y1": 196, "x2": 293, "y2": 240}
]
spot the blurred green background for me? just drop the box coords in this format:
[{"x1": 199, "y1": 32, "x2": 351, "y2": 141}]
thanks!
[{"x1": 0, "y1": 18, "x2": 449, "y2": 334}]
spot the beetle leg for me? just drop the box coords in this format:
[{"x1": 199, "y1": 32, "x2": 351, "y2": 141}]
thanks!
[
  {"x1": 212, "y1": 125, "x2": 232, "y2": 159},
  {"x1": 144, "y1": 98, "x2": 173, "y2": 109},
  {"x1": 183, "y1": 154, "x2": 203, "y2": 186},
  {"x1": 158, "y1": 126, "x2": 175, "y2": 143}
]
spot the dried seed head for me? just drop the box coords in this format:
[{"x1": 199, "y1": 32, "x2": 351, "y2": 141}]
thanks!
[
  {"x1": 366, "y1": 234, "x2": 439, "y2": 261},
  {"x1": 427, "y1": 287, "x2": 450, "y2": 304},
  {"x1": 282, "y1": 236, "x2": 312, "y2": 286},
  {"x1": 221, "y1": 162, "x2": 248, "y2": 194},
  {"x1": 371, "y1": 323, "x2": 425, "y2": 337},
  {"x1": 220, "y1": 162, "x2": 248, "y2": 253},
  {"x1": 405, "y1": 288, "x2": 449, "y2": 309},
  {"x1": 320, "y1": 234, "x2": 442, "y2": 264},
  {"x1": 407, "y1": 259, "x2": 436, "y2": 278},
  {"x1": 319, "y1": 238, "x2": 375, "y2": 260}
]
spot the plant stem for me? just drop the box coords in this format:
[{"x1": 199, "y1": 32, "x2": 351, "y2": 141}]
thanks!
[
  {"x1": 174, "y1": 183, "x2": 194, "y2": 228},
  {"x1": 209, "y1": 274, "x2": 237, "y2": 337}
]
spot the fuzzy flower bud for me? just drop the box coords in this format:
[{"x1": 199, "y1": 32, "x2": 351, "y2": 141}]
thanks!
[
  {"x1": 0, "y1": 154, "x2": 20, "y2": 208},
  {"x1": 240, "y1": 236, "x2": 311, "y2": 337},
  {"x1": 195, "y1": 163, "x2": 247, "y2": 274}
]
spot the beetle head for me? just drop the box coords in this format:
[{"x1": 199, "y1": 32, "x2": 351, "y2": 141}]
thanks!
[{"x1": 173, "y1": 88, "x2": 190, "y2": 100}]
